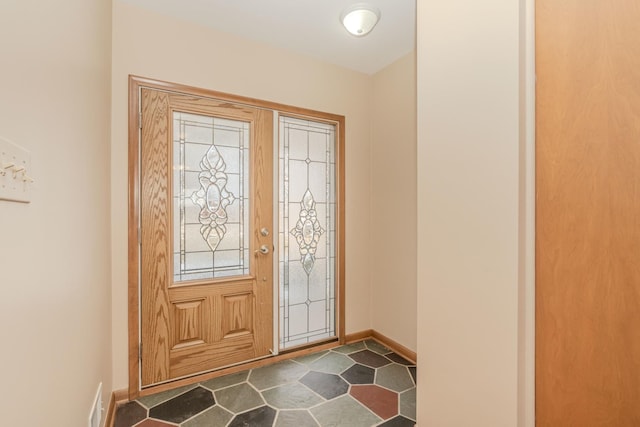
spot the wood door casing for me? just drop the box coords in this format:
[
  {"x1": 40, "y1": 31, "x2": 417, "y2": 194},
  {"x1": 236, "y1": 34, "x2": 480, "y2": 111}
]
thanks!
[
  {"x1": 139, "y1": 87, "x2": 273, "y2": 386},
  {"x1": 536, "y1": 0, "x2": 640, "y2": 425}
]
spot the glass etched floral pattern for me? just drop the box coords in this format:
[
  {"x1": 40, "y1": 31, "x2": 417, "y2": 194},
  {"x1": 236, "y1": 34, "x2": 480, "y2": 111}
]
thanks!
[
  {"x1": 173, "y1": 112, "x2": 250, "y2": 283},
  {"x1": 279, "y1": 116, "x2": 336, "y2": 349}
]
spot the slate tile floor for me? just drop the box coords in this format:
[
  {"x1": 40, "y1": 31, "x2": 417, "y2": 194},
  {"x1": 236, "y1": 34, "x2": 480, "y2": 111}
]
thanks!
[{"x1": 115, "y1": 340, "x2": 416, "y2": 427}]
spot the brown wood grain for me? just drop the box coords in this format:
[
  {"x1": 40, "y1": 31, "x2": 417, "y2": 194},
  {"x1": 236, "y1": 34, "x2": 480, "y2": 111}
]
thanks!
[
  {"x1": 138, "y1": 88, "x2": 276, "y2": 386},
  {"x1": 344, "y1": 329, "x2": 374, "y2": 343},
  {"x1": 129, "y1": 75, "x2": 344, "y2": 124},
  {"x1": 128, "y1": 77, "x2": 142, "y2": 399},
  {"x1": 140, "y1": 88, "x2": 172, "y2": 386},
  {"x1": 251, "y1": 108, "x2": 274, "y2": 355},
  {"x1": 173, "y1": 299, "x2": 205, "y2": 347},
  {"x1": 536, "y1": 1, "x2": 640, "y2": 425}
]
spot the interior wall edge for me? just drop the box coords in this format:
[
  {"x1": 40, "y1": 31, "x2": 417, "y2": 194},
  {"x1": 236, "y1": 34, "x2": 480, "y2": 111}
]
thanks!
[
  {"x1": 369, "y1": 51, "x2": 418, "y2": 353},
  {"x1": 416, "y1": 0, "x2": 524, "y2": 424},
  {"x1": 517, "y1": 0, "x2": 536, "y2": 425}
]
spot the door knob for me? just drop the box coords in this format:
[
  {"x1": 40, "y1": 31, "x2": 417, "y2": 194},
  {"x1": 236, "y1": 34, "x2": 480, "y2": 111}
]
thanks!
[{"x1": 258, "y1": 245, "x2": 270, "y2": 254}]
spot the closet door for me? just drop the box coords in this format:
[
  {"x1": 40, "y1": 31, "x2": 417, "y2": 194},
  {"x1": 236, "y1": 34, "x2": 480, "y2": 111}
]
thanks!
[{"x1": 536, "y1": 1, "x2": 640, "y2": 425}]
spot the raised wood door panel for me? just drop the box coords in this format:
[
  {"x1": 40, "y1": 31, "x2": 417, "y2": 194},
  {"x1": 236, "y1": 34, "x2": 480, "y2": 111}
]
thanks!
[
  {"x1": 140, "y1": 88, "x2": 273, "y2": 386},
  {"x1": 536, "y1": 1, "x2": 640, "y2": 425}
]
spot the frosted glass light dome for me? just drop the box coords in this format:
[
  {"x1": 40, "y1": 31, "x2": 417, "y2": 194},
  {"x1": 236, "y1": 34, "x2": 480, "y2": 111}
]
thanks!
[{"x1": 341, "y1": 5, "x2": 381, "y2": 37}]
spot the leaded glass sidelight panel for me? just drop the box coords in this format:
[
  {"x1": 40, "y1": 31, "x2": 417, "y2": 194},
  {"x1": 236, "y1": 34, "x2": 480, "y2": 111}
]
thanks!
[
  {"x1": 279, "y1": 116, "x2": 336, "y2": 349},
  {"x1": 173, "y1": 111, "x2": 250, "y2": 283}
]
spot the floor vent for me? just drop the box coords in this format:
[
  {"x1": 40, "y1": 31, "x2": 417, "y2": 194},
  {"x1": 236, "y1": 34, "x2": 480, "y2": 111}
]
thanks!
[{"x1": 89, "y1": 382, "x2": 103, "y2": 427}]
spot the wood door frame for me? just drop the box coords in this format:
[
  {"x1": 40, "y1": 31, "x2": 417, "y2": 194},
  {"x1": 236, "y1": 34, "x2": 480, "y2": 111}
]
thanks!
[{"x1": 128, "y1": 75, "x2": 346, "y2": 399}]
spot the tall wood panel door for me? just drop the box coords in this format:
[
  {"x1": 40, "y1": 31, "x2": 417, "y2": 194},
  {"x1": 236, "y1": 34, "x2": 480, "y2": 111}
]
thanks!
[
  {"x1": 138, "y1": 87, "x2": 273, "y2": 387},
  {"x1": 536, "y1": 1, "x2": 640, "y2": 425}
]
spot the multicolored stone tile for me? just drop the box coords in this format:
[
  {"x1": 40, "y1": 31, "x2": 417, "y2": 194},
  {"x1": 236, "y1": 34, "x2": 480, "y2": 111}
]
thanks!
[
  {"x1": 114, "y1": 401, "x2": 147, "y2": 427},
  {"x1": 293, "y1": 350, "x2": 329, "y2": 364},
  {"x1": 201, "y1": 370, "x2": 248, "y2": 391},
  {"x1": 349, "y1": 349, "x2": 392, "y2": 368},
  {"x1": 138, "y1": 384, "x2": 197, "y2": 409},
  {"x1": 408, "y1": 366, "x2": 417, "y2": 384},
  {"x1": 148, "y1": 387, "x2": 215, "y2": 424},
  {"x1": 274, "y1": 409, "x2": 320, "y2": 427},
  {"x1": 310, "y1": 395, "x2": 382, "y2": 427},
  {"x1": 248, "y1": 360, "x2": 308, "y2": 390},
  {"x1": 228, "y1": 405, "x2": 276, "y2": 427},
  {"x1": 363, "y1": 339, "x2": 392, "y2": 355},
  {"x1": 308, "y1": 351, "x2": 355, "y2": 374},
  {"x1": 299, "y1": 371, "x2": 349, "y2": 400},
  {"x1": 181, "y1": 406, "x2": 233, "y2": 427},
  {"x1": 341, "y1": 363, "x2": 376, "y2": 384},
  {"x1": 214, "y1": 383, "x2": 263, "y2": 413},
  {"x1": 114, "y1": 340, "x2": 416, "y2": 427},
  {"x1": 331, "y1": 341, "x2": 366, "y2": 354},
  {"x1": 135, "y1": 419, "x2": 175, "y2": 427},
  {"x1": 350, "y1": 385, "x2": 398, "y2": 420},
  {"x1": 262, "y1": 383, "x2": 323, "y2": 409},
  {"x1": 378, "y1": 416, "x2": 418, "y2": 427},
  {"x1": 400, "y1": 387, "x2": 417, "y2": 421},
  {"x1": 386, "y1": 352, "x2": 414, "y2": 365},
  {"x1": 375, "y1": 364, "x2": 415, "y2": 392}
]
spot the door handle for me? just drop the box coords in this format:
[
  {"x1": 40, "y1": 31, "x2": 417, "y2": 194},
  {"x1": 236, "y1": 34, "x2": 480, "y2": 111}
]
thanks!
[{"x1": 257, "y1": 245, "x2": 270, "y2": 255}]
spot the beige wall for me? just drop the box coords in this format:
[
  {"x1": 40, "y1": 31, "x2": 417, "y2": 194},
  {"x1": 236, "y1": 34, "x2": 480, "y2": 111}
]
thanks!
[
  {"x1": 416, "y1": 0, "x2": 529, "y2": 425},
  {"x1": 111, "y1": 1, "x2": 375, "y2": 389},
  {"x1": 0, "y1": 0, "x2": 112, "y2": 425},
  {"x1": 371, "y1": 53, "x2": 417, "y2": 351}
]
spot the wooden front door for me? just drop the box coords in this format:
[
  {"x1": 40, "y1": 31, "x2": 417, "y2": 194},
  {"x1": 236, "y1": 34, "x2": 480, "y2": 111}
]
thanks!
[{"x1": 138, "y1": 87, "x2": 273, "y2": 386}]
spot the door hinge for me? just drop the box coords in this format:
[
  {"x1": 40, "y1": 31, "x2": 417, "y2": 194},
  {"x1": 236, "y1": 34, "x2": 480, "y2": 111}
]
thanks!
[{"x1": 139, "y1": 111, "x2": 143, "y2": 129}]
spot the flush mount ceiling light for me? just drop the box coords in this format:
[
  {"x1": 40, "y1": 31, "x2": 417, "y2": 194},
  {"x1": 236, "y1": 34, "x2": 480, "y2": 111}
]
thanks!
[{"x1": 341, "y1": 4, "x2": 381, "y2": 37}]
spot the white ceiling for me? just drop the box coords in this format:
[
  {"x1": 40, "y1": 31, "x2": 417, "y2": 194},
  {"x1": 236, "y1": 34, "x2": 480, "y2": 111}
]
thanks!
[{"x1": 119, "y1": 0, "x2": 416, "y2": 75}]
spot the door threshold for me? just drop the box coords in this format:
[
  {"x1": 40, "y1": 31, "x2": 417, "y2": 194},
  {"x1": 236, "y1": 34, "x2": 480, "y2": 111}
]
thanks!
[
  {"x1": 278, "y1": 337, "x2": 339, "y2": 355},
  {"x1": 136, "y1": 340, "x2": 341, "y2": 399}
]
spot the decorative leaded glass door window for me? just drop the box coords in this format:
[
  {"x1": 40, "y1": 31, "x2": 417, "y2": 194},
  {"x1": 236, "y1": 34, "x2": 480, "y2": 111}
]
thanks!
[
  {"x1": 173, "y1": 112, "x2": 250, "y2": 283},
  {"x1": 279, "y1": 116, "x2": 336, "y2": 349}
]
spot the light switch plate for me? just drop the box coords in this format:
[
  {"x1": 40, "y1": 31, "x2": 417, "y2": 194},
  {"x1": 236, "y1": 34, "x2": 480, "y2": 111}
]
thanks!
[{"x1": 0, "y1": 137, "x2": 32, "y2": 203}]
